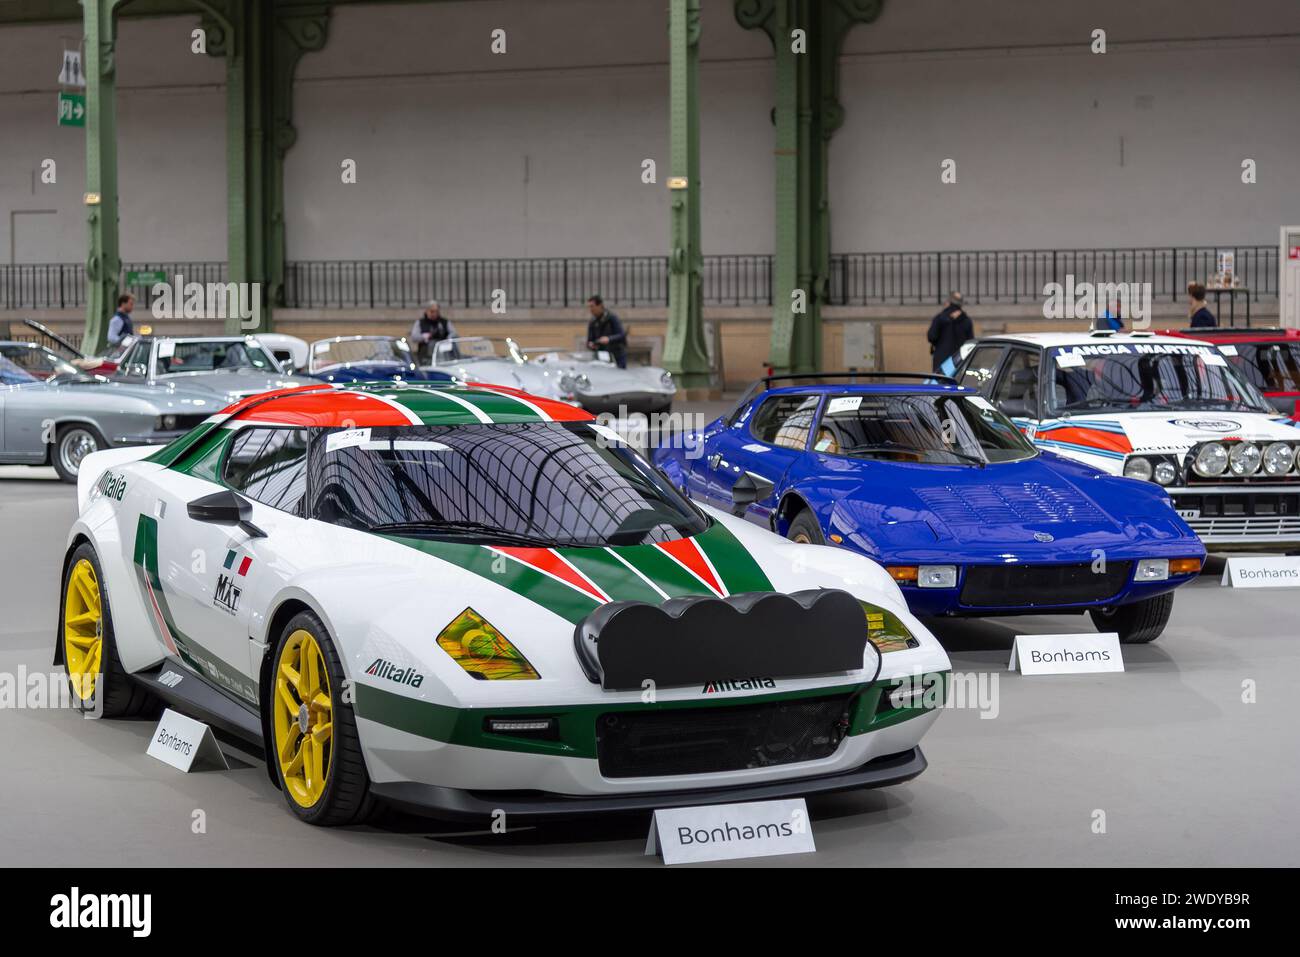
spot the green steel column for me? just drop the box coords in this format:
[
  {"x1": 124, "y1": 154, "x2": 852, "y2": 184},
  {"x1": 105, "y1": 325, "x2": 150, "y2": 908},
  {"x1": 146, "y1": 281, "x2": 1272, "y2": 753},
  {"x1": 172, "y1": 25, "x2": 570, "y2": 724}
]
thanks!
[
  {"x1": 82, "y1": 0, "x2": 129, "y2": 355},
  {"x1": 663, "y1": 0, "x2": 712, "y2": 393},
  {"x1": 736, "y1": 0, "x2": 884, "y2": 374}
]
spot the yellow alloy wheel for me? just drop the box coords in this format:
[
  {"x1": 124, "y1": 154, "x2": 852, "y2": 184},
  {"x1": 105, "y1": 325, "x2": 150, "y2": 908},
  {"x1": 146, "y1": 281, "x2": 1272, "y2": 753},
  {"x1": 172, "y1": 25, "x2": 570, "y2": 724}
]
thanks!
[
  {"x1": 63, "y1": 558, "x2": 104, "y2": 701},
  {"x1": 272, "y1": 629, "x2": 334, "y2": 808}
]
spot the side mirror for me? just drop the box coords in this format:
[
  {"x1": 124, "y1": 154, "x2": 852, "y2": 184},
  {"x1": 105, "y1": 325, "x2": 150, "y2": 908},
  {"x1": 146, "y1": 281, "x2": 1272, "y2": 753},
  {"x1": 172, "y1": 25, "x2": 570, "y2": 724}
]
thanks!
[
  {"x1": 730, "y1": 473, "x2": 773, "y2": 517},
  {"x1": 997, "y1": 397, "x2": 1030, "y2": 417},
  {"x1": 187, "y1": 489, "x2": 267, "y2": 539}
]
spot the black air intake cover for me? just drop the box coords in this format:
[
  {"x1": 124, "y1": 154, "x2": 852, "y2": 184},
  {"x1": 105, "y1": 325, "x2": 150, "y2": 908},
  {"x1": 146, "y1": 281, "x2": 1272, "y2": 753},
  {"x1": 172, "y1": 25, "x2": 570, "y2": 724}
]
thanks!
[{"x1": 573, "y1": 589, "x2": 874, "y2": 691}]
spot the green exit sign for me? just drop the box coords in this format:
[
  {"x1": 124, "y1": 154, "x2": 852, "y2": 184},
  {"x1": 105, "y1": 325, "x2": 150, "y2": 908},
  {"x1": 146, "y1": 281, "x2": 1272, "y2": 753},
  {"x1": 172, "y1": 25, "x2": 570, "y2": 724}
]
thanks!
[
  {"x1": 126, "y1": 270, "x2": 168, "y2": 285},
  {"x1": 57, "y1": 91, "x2": 85, "y2": 127}
]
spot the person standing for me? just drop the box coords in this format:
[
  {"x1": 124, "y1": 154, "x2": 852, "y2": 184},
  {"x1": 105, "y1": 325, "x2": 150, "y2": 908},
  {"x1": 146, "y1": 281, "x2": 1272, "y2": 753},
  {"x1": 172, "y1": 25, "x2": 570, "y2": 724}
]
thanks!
[
  {"x1": 1188, "y1": 282, "x2": 1218, "y2": 329},
  {"x1": 926, "y1": 290, "x2": 974, "y2": 374},
  {"x1": 410, "y1": 300, "x2": 457, "y2": 365},
  {"x1": 107, "y1": 293, "x2": 135, "y2": 347},
  {"x1": 585, "y1": 294, "x2": 627, "y2": 369}
]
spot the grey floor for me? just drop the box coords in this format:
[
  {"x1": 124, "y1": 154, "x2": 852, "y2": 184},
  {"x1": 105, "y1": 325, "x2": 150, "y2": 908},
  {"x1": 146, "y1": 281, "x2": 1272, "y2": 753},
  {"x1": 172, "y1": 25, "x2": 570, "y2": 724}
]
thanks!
[{"x1": 1, "y1": 462, "x2": 1297, "y2": 867}]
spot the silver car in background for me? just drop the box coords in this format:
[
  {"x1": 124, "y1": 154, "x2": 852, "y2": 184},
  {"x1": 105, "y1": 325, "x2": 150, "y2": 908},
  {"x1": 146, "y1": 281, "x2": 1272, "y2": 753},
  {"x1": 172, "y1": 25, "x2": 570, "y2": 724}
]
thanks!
[
  {"x1": 0, "y1": 346, "x2": 223, "y2": 482},
  {"x1": 427, "y1": 337, "x2": 676, "y2": 413},
  {"x1": 112, "y1": 335, "x2": 317, "y2": 401}
]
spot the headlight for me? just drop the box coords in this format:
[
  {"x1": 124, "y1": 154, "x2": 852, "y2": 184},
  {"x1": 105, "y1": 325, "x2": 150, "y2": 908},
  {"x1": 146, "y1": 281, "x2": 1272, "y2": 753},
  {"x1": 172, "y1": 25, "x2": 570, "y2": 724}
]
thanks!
[
  {"x1": 860, "y1": 601, "x2": 917, "y2": 653},
  {"x1": 1263, "y1": 442, "x2": 1296, "y2": 476},
  {"x1": 1228, "y1": 442, "x2": 1262, "y2": 476},
  {"x1": 1135, "y1": 558, "x2": 1170, "y2": 581},
  {"x1": 917, "y1": 565, "x2": 958, "y2": 588},
  {"x1": 1123, "y1": 457, "x2": 1153, "y2": 482},
  {"x1": 155, "y1": 414, "x2": 177, "y2": 431},
  {"x1": 435, "y1": 607, "x2": 539, "y2": 680},
  {"x1": 1153, "y1": 461, "x2": 1178, "y2": 485},
  {"x1": 1193, "y1": 442, "x2": 1228, "y2": 477},
  {"x1": 660, "y1": 371, "x2": 675, "y2": 390}
]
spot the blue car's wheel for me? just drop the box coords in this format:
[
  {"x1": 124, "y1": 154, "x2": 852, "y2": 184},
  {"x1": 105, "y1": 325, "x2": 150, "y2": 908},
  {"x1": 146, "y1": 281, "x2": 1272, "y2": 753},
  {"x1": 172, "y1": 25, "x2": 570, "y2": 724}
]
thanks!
[
  {"x1": 786, "y1": 511, "x2": 825, "y2": 546},
  {"x1": 1089, "y1": 592, "x2": 1173, "y2": 644}
]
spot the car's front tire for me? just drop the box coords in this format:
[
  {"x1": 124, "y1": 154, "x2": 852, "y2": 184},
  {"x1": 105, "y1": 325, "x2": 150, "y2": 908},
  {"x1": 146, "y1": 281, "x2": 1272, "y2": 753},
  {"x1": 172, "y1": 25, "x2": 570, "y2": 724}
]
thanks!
[
  {"x1": 59, "y1": 542, "x2": 157, "y2": 717},
  {"x1": 1089, "y1": 592, "x2": 1174, "y2": 644},
  {"x1": 268, "y1": 610, "x2": 375, "y2": 826},
  {"x1": 786, "y1": 510, "x2": 826, "y2": 545},
  {"x1": 52, "y1": 423, "x2": 105, "y2": 483}
]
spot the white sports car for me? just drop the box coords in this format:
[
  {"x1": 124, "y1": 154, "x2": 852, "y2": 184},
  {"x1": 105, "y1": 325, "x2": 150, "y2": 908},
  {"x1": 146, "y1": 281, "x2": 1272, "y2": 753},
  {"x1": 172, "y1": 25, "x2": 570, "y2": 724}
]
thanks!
[
  {"x1": 59, "y1": 381, "x2": 948, "y2": 826},
  {"x1": 956, "y1": 331, "x2": 1300, "y2": 549}
]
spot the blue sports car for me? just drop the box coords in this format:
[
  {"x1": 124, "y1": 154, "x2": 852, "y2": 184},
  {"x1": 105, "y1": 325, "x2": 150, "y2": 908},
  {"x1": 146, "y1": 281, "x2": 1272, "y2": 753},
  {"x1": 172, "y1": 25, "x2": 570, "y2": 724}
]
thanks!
[
  {"x1": 653, "y1": 374, "x2": 1207, "y2": 643},
  {"x1": 308, "y1": 335, "x2": 453, "y2": 385}
]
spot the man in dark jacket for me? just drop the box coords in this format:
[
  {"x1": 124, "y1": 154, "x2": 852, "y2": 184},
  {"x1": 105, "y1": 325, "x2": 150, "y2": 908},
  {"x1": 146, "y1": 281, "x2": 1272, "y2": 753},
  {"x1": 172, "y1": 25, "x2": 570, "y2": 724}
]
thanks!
[
  {"x1": 411, "y1": 300, "x2": 457, "y2": 365},
  {"x1": 1188, "y1": 282, "x2": 1218, "y2": 329},
  {"x1": 107, "y1": 293, "x2": 135, "y2": 347},
  {"x1": 585, "y1": 294, "x2": 627, "y2": 368},
  {"x1": 927, "y1": 291, "x2": 974, "y2": 374}
]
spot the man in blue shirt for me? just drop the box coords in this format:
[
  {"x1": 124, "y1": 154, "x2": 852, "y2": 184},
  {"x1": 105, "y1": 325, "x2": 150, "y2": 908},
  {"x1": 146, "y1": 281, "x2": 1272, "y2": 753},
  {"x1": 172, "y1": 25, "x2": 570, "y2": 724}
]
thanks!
[{"x1": 107, "y1": 293, "x2": 135, "y2": 346}]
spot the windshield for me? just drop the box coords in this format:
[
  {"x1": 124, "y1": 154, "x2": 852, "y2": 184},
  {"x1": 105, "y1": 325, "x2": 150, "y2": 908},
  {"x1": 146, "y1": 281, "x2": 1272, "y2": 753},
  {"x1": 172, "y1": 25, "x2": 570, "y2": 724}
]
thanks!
[
  {"x1": 0, "y1": 353, "x2": 38, "y2": 384},
  {"x1": 815, "y1": 393, "x2": 1037, "y2": 465},
  {"x1": 155, "y1": 340, "x2": 279, "y2": 375},
  {"x1": 310, "y1": 422, "x2": 708, "y2": 547},
  {"x1": 432, "y1": 337, "x2": 524, "y2": 365},
  {"x1": 1230, "y1": 342, "x2": 1300, "y2": 393},
  {"x1": 311, "y1": 338, "x2": 412, "y2": 372},
  {"x1": 1046, "y1": 343, "x2": 1271, "y2": 415},
  {"x1": 0, "y1": 344, "x2": 80, "y2": 379}
]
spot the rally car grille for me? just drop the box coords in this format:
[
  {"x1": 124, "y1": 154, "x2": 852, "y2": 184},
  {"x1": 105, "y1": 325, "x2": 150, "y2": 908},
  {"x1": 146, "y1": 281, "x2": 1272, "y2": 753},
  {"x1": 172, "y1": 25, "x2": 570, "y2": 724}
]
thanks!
[
  {"x1": 595, "y1": 694, "x2": 852, "y2": 779},
  {"x1": 959, "y1": 562, "x2": 1133, "y2": 608}
]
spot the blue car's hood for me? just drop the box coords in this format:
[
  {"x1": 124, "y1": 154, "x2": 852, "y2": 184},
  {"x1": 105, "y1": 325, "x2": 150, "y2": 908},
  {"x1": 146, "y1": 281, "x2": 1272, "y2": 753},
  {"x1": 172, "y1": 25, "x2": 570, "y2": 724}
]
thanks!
[
  {"x1": 315, "y1": 364, "x2": 451, "y2": 384},
  {"x1": 826, "y1": 453, "x2": 1185, "y2": 558}
]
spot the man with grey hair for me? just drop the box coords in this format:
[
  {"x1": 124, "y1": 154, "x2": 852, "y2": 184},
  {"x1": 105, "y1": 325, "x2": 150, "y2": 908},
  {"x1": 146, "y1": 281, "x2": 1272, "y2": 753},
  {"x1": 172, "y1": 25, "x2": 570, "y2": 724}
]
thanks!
[{"x1": 411, "y1": 300, "x2": 457, "y2": 365}]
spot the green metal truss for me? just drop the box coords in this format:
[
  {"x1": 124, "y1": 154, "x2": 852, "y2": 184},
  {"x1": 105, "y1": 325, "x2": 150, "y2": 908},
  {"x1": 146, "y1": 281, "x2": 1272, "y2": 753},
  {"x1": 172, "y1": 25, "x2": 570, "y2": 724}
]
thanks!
[
  {"x1": 663, "y1": 0, "x2": 713, "y2": 392},
  {"x1": 736, "y1": 0, "x2": 884, "y2": 374}
]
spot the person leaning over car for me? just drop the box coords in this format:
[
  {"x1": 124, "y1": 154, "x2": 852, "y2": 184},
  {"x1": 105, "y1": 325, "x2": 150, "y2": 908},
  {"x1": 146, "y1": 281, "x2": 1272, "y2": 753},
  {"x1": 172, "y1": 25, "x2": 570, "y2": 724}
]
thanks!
[
  {"x1": 411, "y1": 300, "x2": 457, "y2": 365},
  {"x1": 1188, "y1": 282, "x2": 1218, "y2": 329},
  {"x1": 585, "y1": 294, "x2": 628, "y2": 369},
  {"x1": 926, "y1": 290, "x2": 973, "y2": 374},
  {"x1": 107, "y1": 293, "x2": 135, "y2": 347}
]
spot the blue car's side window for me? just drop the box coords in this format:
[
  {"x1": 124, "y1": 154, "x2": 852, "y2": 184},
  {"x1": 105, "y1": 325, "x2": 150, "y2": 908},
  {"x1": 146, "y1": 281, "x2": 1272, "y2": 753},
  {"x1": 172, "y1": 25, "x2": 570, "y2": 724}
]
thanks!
[{"x1": 750, "y1": 395, "x2": 820, "y2": 452}]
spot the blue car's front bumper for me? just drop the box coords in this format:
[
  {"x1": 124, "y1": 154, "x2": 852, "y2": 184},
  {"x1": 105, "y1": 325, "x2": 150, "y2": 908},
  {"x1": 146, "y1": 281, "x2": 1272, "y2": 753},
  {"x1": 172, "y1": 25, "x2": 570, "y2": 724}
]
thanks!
[{"x1": 896, "y1": 566, "x2": 1199, "y2": 617}]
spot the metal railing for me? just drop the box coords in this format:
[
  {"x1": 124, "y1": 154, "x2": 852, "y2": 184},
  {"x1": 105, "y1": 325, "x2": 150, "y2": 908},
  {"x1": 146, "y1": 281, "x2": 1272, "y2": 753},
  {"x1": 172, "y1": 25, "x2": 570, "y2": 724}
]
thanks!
[{"x1": 0, "y1": 246, "x2": 1277, "y2": 312}]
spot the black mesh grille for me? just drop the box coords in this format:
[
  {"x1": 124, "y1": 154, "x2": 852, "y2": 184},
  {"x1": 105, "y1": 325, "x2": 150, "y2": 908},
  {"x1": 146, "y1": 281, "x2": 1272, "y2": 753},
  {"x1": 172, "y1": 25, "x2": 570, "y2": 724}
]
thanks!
[
  {"x1": 960, "y1": 561, "x2": 1133, "y2": 608},
  {"x1": 595, "y1": 694, "x2": 852, "y2": 779}
]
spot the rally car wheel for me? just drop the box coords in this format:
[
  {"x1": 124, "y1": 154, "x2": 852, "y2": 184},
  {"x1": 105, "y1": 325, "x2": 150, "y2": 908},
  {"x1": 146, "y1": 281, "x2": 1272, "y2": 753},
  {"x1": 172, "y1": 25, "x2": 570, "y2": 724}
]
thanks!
[
  {"x1": 786, "y1": 510, "x2": 825, "y2": 546},
  {"x1": 59, "y1": 544, "x2": 156, "y2": 717},
  {"x1": 269, "y1": 611, "x2": 374, "y2": 826},
  {"x1": 1088, "y1": 592, "x2": 1174, "y2": 644},
  {"x1": 52, "y1": 424, "x2": 105, "y2": 483}
]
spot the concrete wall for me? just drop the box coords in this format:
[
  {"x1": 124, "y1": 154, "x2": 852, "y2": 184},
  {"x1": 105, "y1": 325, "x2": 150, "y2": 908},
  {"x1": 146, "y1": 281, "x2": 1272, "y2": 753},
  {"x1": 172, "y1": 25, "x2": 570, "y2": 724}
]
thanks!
[{"x1": 0, "y1": 0, "x2": 1296, "y2": 265}]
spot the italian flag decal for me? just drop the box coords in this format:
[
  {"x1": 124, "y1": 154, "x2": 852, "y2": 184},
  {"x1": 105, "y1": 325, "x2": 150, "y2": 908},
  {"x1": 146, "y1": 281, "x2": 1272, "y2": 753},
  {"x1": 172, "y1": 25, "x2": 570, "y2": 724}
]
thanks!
[{"x1": 224, "y1": 549, "x2": 253, "y2": 577}]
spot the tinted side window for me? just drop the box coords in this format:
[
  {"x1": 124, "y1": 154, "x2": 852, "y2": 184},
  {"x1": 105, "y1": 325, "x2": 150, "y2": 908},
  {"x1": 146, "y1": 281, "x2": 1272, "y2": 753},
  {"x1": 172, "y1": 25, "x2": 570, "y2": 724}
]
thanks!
[
  {"x1": 992, "y1": 349, "x2": 1040, "y2": 415},
  {"x1": 959, "y1": 345, "x2": 1004, "y2": 397},
  {"x1": 224, "y1": 428, "x2": 309, "y2": 514},
  {"x1": 750, "y1": 394, "x2": 821, "y2": 450},
  {"x1": 120, "y1": 341, "x2": 151, "y2": 378}
]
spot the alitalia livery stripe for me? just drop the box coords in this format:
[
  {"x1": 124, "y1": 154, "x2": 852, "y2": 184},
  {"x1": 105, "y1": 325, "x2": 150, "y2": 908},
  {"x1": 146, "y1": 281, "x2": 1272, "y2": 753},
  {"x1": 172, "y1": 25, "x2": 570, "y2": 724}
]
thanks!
[
  {"x1": 653, "y1": 537, "x2": 728, "y2": 597},
  {"x1": 600, "y1": 546, "x2": 671, "y2": 600},
  {"x1": 466, "y1": 382, "x2": 592, "y2": 421},
  {"x1": 461, "y1": 384, "x2": 552, "y2": 421},
  {"x1": 414, "y1": 388, "x2": 494, "y2": 423},
  {"x1": 346, "y1": 388, "x2": 423, "y2": 424},
  {"x1": 484, "y1": 547, "x2": 610, "y2": 603}
]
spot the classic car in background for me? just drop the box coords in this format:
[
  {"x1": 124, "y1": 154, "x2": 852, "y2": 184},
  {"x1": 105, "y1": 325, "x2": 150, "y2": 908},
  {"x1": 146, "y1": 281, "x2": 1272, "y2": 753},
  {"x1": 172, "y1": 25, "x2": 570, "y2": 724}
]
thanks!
[
  {"x1": 0, "y1": 348, "x2": 221, "y2": 482},
  {"x1": 1161, "y1": 326, "x2": 1300, "y2": 419},
  {"x1": 308, "y1": 335, "x2": 452, "y2": 384},
  {"x1": 954, "y1": 331, "x2": 1300, "y2": 549},
  {"x1": 19, "y1": 319, "x2": 121, "y2": 375},
  {"x1": 426, "y1": 337, "x2": 675, "y2": 413},
  {"x1": 654, "y1": 373, "x2": 1205, "y2": 643},
  {"x1": 111, "y1": 335, "x2": 318, "y2": 401}
]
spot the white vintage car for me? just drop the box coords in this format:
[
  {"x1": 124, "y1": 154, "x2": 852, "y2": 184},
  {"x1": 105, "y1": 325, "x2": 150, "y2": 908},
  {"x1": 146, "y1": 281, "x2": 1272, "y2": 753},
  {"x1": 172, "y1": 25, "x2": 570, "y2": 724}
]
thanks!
[
  {"x1": 59, "y1": 381, "x2": 948, "y2": 826},
  {"x1": 956, "y1": 331, "x2": 1300, "y2": 549},
  {"x1": 427, "y1": 337, "x2": 676, "y2": 413}
]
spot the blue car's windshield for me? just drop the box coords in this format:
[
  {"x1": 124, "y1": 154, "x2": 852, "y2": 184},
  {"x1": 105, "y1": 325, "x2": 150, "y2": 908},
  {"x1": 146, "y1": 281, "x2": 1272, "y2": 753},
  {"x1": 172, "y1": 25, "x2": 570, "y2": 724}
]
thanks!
[{"x1": 814, "y1": 393, "x2": 1036, "y2": 465}]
